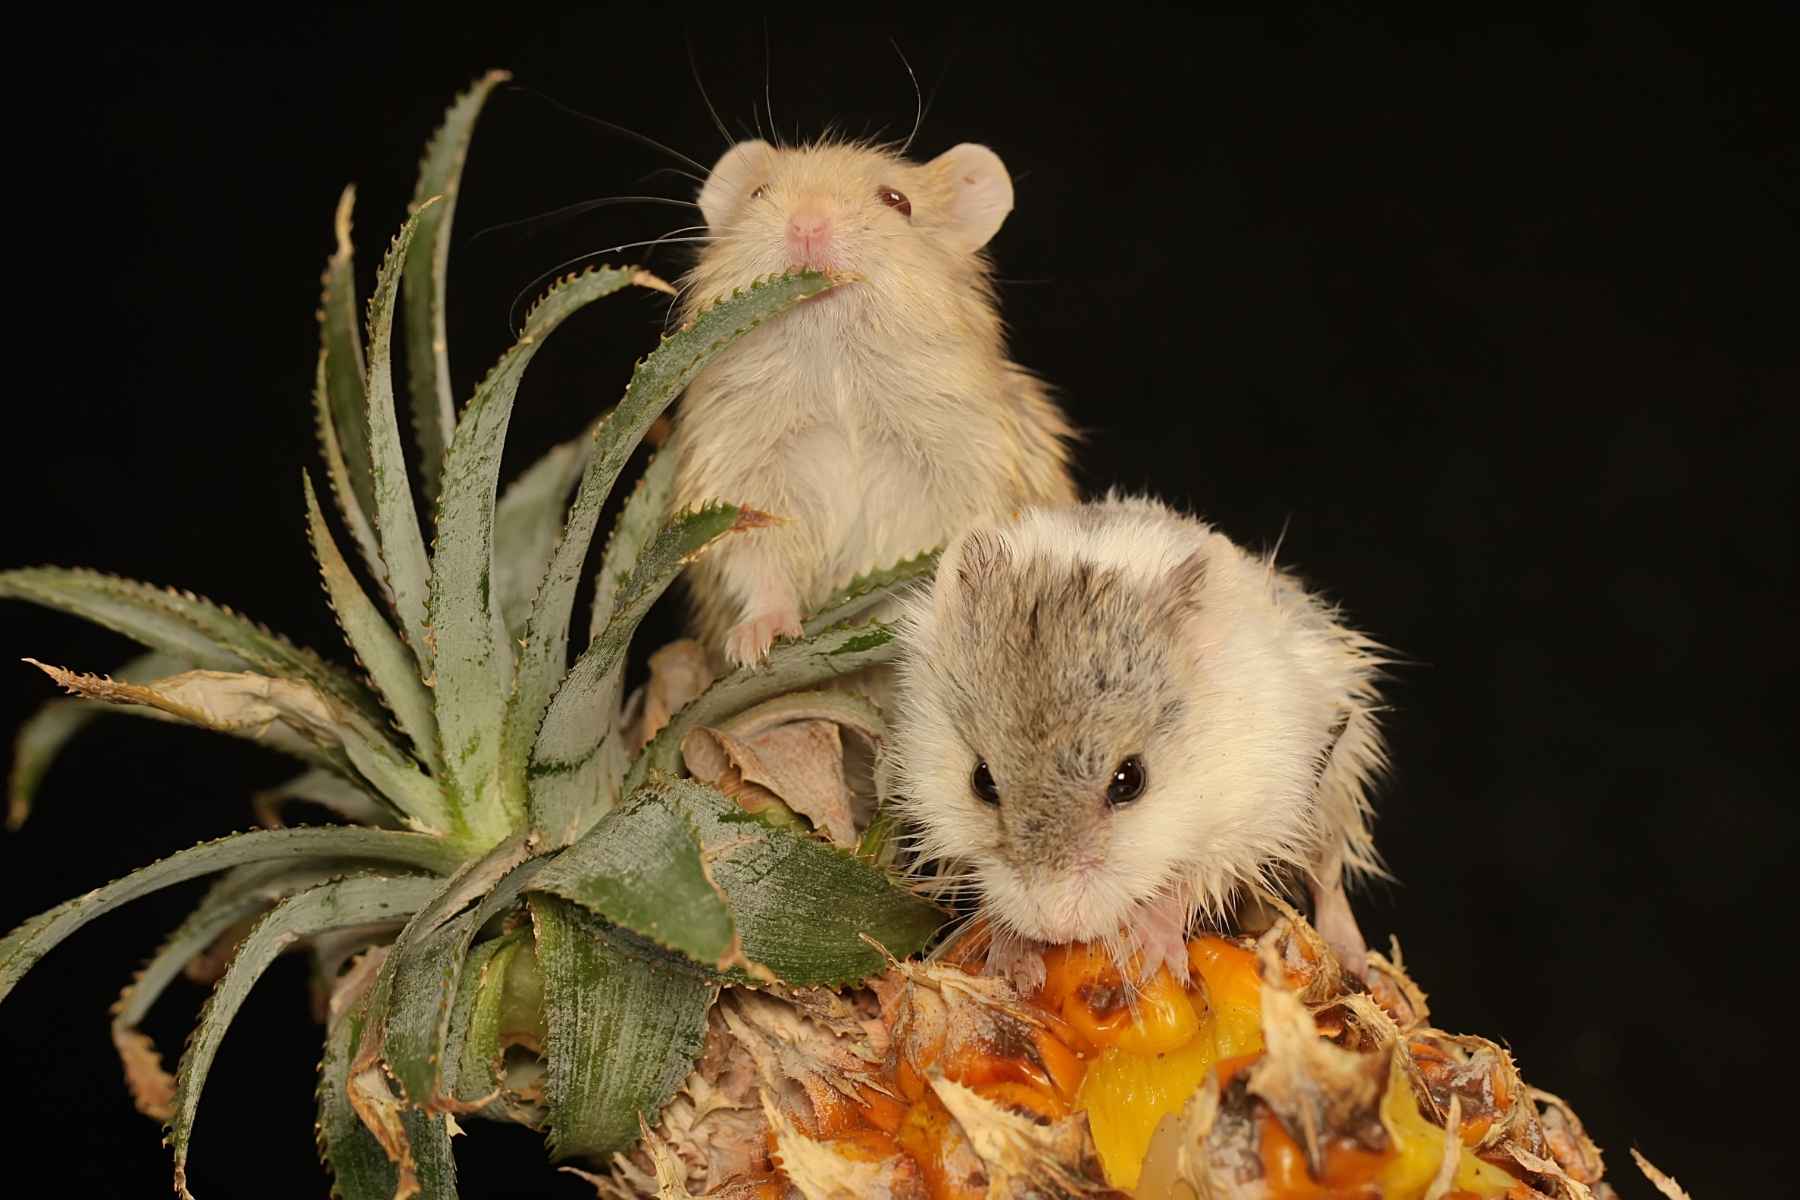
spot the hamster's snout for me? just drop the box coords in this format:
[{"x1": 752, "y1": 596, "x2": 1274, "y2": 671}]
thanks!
[{"x1": 784, "y1": 205, "x2": 835, "y2": 269}]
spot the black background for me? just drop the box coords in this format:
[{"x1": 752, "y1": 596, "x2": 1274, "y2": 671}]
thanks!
[{"x1": 4, "y1": 7, "x2": 1794, "y2": 1197}]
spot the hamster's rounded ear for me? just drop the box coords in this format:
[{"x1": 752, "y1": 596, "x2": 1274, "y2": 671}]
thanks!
[
  {"x1": 930, "y1": 143, "x2": 1014, "y2": 253},
  {"x1": 1156, "y1": 550, "x2": 1211, "y2": 624},
  {"x1": 698, "y1": 140, "x2": 774, "y2": 230},
  {"x1": 938, "y1": 526, "x2": 1012, "y2": 615}
]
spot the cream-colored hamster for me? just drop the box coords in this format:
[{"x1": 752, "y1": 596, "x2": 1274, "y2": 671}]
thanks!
[
  {"x1": 666, "y1": 136, "x2": 1077, "y2": 668},
  {"x1": 889, "y1": 494, "x2": 1388, "y2": 987}
]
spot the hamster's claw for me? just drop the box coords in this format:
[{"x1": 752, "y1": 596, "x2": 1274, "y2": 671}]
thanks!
[{"x1": 724, "y1": 608, "x2": 804, "y2": 667}]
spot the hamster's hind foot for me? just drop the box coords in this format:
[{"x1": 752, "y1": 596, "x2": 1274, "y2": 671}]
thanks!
[
  {"x1": 724, "y1": 607, "x2": 803, "y2": 667},
  {"x1": 1310, "y1": 874, "x2": 1371, "y2": 983}
]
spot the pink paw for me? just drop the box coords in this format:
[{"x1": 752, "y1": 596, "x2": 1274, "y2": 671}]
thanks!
[
  {"x1": 1127, "y1": 893, "x2": 1193, "y2": 984},
  {"x1": 724, "y1": 609, "x2": 803, "y2": 667},
  {"x1": 1311, "y1": 875, "x2": 1371, "y2": 982},
  {"x1": 984, "y1": 933, "x2": 1049, "y2": 995}
]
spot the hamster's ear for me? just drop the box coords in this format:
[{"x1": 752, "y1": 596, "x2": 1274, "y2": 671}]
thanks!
[
  {"x1": 1155, "y1": 550, "x2": 1210, "y2": 623},
  {"x1": 930, "y1": 143, "x2": 1014, "y2": 252},
  {"x1": 699, "y1": 140, "x2": 774, "y2": 230},
  {"x1": 936, "y1": 526, "x2": 1012, "y2": 616}
]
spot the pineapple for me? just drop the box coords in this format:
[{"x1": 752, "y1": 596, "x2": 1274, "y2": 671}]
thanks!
[{"x1": 0, "y1": 74, "x2": 1683, "y2": 1200}]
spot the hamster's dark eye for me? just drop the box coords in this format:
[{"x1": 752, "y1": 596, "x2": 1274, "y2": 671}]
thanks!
[
  {"x1": 1106, "y1": 756, "x2": 1147, "y2": 807},
  {"x1": 877, "y1": 187, "x2": 912, "y2": 217},
  {"x1": 970, "y1": 760, "x2": 1000, "y2": 806},
  {"x1": 749, "y1": 184, "x2": 768, "y2": 201}
]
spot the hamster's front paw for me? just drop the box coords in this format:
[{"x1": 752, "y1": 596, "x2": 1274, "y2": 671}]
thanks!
[
  {"x1": 724, "y1": 608, "x2": 803, "y2": 667},
  {"x1": 1128, "y1": 893, "x2": 1193, "y2": 985},
  {"x1": 984, "y1": 934, "x2": 1049, "y2": 995}
]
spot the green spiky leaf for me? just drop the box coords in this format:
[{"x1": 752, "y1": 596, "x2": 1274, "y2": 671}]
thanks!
[
  {"x1": 253, "y1": 768, "x2": 400, "y2": 829},
  {"x1": 627, "y1": 617, "x2": 902, "y2": 792},
  {"x1": 313, "y1": 349, "x2": 394, "y2": 614},
  {"x1": 373, "y1": 845, "x2": 545, "y2": 1108},
  {"x1": 633, "y1": 776, "x2": 942, "y2": 985},
  {"x1": 508, "y1": 270, "x2": 847, "y2": 820},
  {"x1": 168, "y1": 874, "x2": 442, "y2": 1199},
  {"x1": 303, "y1": 472, "x2": 440, "y2": 773},
  {"x1": 428, "y1": 266, "x2": 641, "y2": 837},
  {"x1": 495, "y1": 421, "x2": 600, "y2": 642},
  {"x1": 0, "y1": 567, "x2": 385, "y2": 724},
  {"x1": 442, "y1": 927, "x2": 539, "y2": 1113},
  {"x1": 587, "y1": 449, "x2": 678, "y2": 645},
  {"x1": 403, "y1": 69, "x2": 509, "y2": 504},
  {"x1": 527, "y1": 789, "x2": 735, "y2": 969},
  {"x1": 363, "y1": 202, "x2": 438, "y2": 673},
  {"x1": 802, "y1": 547, "x2": 941, "y2": 636},
  {"x1": 528, "y1": 893, "x2": 715, "y2": 1162},
  {"x1": 319, "y1": 960, "x2": 449, "y2": 1200},
  {"x1": 110, "y1": 860, "x2": 371, "y2": 1122},
  {"x1": 22, "y1": 661, "x2": 451, "y2": 834},
  {"x1": 0, "y1": 826, "x2": 461, "y2": 1001},
  {"x1": 318, "y1": 185, "x2": 377, "y2": 547},
  {"x1": 528, "y1": 501, "x2": 763, "y2": 845},
  {"x1": 6, "y1": 649, "x2": 186, "y2": 829}
]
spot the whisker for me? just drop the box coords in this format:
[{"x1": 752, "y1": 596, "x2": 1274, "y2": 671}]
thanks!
[
  {"x1": 640, "y1": 165, "x2": 708, "y2": 189},
  {"x1": 892, "y1": 39, "x2": 924, "y2": 156},
  {"x1": 687, "y1": 35, "x2": 734, "y2": 150},
  {"x1": 763, "y1": 18, "x2": 780, "y2": 149},
  {"x1": 468, "y1": 195, "x2": 701, "y2": 244},
  {"x1": 507, "y1": 230, "x2": 716, "y2": 334},
  {"x1": 510, "y1": 83, "x2": 710, "y2": 176}
]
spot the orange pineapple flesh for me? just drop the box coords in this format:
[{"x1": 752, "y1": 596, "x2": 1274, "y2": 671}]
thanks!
[{"x1": 721, "y1": 919, "x2": 1614, "y2": 1199}]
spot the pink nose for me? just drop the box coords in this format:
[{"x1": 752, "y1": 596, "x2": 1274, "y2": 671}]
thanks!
[{"x1": 785, "y1": 212, "x2": 833, "y2": 263}]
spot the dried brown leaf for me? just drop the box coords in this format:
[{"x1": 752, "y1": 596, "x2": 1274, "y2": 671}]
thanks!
[
  {"x1": 1533, "y1": 1087, "x2": 1606, "y2": 1184},
  {"x1": 1404, "y1": 1030, "x2": 1534, "y2": 1153},
  {"x1": 112, "y1": 1028, "x2": 177, "y2": 1121},
  {"x1": 1364, "y1": 940, "x2": 1430, "y2": 1030},
  {"x1": 931, "y1": 1075, "x2": 1107, "y2": 1197},
  {"x1": 1246, "y1": 946, "x2": 1387, "y2": 1175},
  {"x1": 762, "y1": 1092, "x2": 902, "y2": 1200},
  {"x1": 625, "y1": 639, "x2": 714, "y2": 750},
  {"x1": 1630, "y1": 1148, "x2": 1693, "y2": 1200},
  {"x1": 1507, "y1": 1143, "x2": 1600, "y2": 1200},
  {"x1": 683, "y1": 720, "x2": 857, "y2": 845}
]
